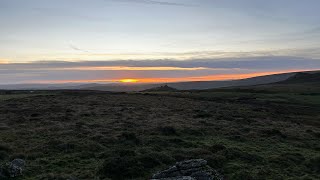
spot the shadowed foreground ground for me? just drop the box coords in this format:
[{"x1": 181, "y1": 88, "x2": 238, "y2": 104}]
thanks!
[{"x1": 0, "y1": 90, "x2": 319, "y2": 179}]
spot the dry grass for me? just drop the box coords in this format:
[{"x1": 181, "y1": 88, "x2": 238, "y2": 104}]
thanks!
[{"x1": 0, "y1": 90, "x2": 319, "y2": 179}]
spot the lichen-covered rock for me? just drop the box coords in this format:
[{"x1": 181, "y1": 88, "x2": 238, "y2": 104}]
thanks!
[
  {"x1": 151, "y1": 159, "x2": 223, "y2": 180},
  {"x1": 0, "y1": 159, "x2": 25, "y2": 179},
  {"x1": 8, "y1": 159, "x2": 25, "y2": 177}
]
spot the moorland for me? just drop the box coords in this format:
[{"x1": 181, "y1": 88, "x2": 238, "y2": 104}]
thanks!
[{"x1": 0, "y1": 72, "x2": 319, "y2": 179}]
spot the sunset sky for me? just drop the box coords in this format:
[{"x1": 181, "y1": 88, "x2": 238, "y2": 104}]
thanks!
[{"x1": 0, "y1": 0, "x2": 320, "y2": 84}]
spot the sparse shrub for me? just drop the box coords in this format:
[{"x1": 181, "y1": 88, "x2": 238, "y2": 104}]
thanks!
[
  {"x1": 117, "y1": 149, "x2": 136, "y2": 157},
  {"x1": 30, "y1": 113, "x2": 40, "y2": 117},
  {"x1": 138, "y1": 154, "x2": 161, "y2": 169},
  {"x1": 181, "y1": 128, "x2": 205, "y2": 136},
  {"x1": 168, "y1": 138, "x2": 184, "y2": 144},
  {"x1": 98, "y1": 149, "x2": 136, "y2": 160},
  {"x1": 153, "y1": 152, "x2": 175, "y2": 164},
  {"x1": 80, "y1": 113, "x2": 90, "y2": 117},
  {"x1": 98, "y1": 148, "x2": 174, "y2": 179},
  {"x1": 0, "y1": 151, "x2": 8, "y2": 160},
  {"x1": 0, "y1": 144, "x2": 11, "y2": 153},
  {"x1": 312, "y1": 131, "x2": 320, "y2": 138},
  {"x1": 118, "y1": 132, "x2": 141, "y2": 145},
  {"x1": 75, "y1": 121, "x2": 86, "y2": 128},
  {"x1": 193, "y1": 111, "x2": 212, "y2": 118},
  {"x1": 206, "y1": 154, "x2": 227, "y2": 169},
  {"x1": 224, "y1": 148, "x2": 263, "y2": 164},
  {"x1": 98, "y1": 156, "x2": 144, "y2": 180},
  {"x1": 158, "y1": 126, "x2": 177, "y2": 136},
  {"x1": 208, "y1": 144, "x2": 226, "y2": 153},
  {"x1": 82, "y1": 141, "x2": 104, "y2": 152},
  {"x1": 306, "y1": 156, "x2": 320, "y2": 173},
  {"x1": 228, "y1": 134, "x2": 246, "y2": 142},
  {"x1": 261, "y1": 129, "x2": 287, "y2": 138},
  {"x1": 282, "y1": 153, "x2": 305, "y2": 164},
  {"x1": 230, "y1": 169, "x2": 254, "y2": 180},
  {"x1": 57, "y1": 143, "x2": 76, "y2": 153},
  {"x1": 269, "y1": 153, "x2": 305, "y2": 168},
  {"x1": 306, "y1": 129, "x2": 313, "y2": 133},
  {"x1": 147, "y1": 138, "x2": 170, "y2": 147},
  {"x1": 38, "y1": 173, "x2": 78, "y2": 180},
  {"x1": 171, "y1": 149, "x2": 191, "y2": 161},
  {"x1": 188, "y1": 148, "x2": 212, "y2": 156},
  {"x1": 0, "y1": 163, "x2": 10, "y2": 179},
  {"x1": 78, "y1": 151, "x2": 95, "y2": 159},
  {"x1": 26, "y1": 153, "x2": 42, "y2": 160}
]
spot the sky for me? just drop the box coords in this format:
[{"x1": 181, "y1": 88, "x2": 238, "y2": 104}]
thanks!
[{"x1": 0, "y1": 0, "x2": 320, "y2": 84}]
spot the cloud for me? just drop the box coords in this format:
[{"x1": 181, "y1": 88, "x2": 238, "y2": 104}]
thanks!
[
  {"x1": 60, "y1": 66, "x2": 213, "y2": 71},
  {"x1": 115, "y1": 0, "x2": 192, "y2": 7},
  {"x1": 22, "y1": 69, "x2": 305, "y2": 84},
  {"x1": 71, "y1": 47, "x2": 320, "y2": 60},
  {"x1": 0, "y1": 56, "x2": 319, "y2": 84},
  {"x1": 69, "y1": 44, "x2": 90, "y2": 53},
  {"x1": 247, "y1": 26, "x2": 320, "y2": 43},
  {"x1": 2, "y1": 56, "x2": 320, "y2": 70}
]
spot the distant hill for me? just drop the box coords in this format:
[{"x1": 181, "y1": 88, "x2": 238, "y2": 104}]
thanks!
[
  {"x1": 219, "y1": 71, "x2": 320, "y2": 93},
  {"x1": 1, "y1": 70, "x2": 319, "y2": 91},
  {"x1": 142, "y1": 85, "x2": 177, "y2": 92},
  {"x1": 274, "y1": 71, "x2": 320, "y2": 84}
]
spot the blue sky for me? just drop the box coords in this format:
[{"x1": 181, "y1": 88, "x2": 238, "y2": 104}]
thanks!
[
  {"x1": 1, "y1": 0, "x2": 320, "y2": 62},
  {"x1": 0, "y1": 0, "x2": 319, "y2": 84}
]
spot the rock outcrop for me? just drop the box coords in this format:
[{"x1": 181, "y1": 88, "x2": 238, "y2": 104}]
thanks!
[
  {"x1": 151, "y1": 159, "x2": 223, "y2": 180},
  {"x1": 0, "y1": 159, "x2": 25, "y2": 178}
]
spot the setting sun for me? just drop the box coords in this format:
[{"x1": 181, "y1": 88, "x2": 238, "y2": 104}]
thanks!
[{"x1": 119, "y1": 79, "x2": 139, "y2": 83}]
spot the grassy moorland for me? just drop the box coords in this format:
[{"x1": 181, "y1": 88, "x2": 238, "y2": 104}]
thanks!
[{"x1": 0, "y1": 84, "x2": 319, "y2": 179}]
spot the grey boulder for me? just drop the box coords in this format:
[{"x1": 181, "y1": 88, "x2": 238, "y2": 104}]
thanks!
[
  {"x1": 151, "y1": 159, "x2": 223, "y2": 180},
  {"x1": 0, "y1": 159, "x2": 26, "y2": 178}
]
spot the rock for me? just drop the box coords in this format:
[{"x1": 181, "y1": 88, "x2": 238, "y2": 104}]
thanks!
[
  {"x1": 152, "y1": 177, "x2": 196, "y2": 180},
  {"x1": 151, "y1": 159, "x2": 223, "y2": 180},
  {"x1": 0, "y1": 159, "x2": 26, "y2": 178},
  {"x1": 176, "y1": 159, "x2": 207, "y2": 170}
]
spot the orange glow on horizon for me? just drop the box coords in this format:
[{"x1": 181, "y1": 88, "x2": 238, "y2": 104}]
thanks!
[
  {"x1": 0, "y1": 59, "x2": 9, "y2": 64},
  {"x1": 62, "y1": 66, "x2": 209, "y2": 71},
  {"x1": 26, "y1": 69, "x2": 315, "y2": 84},
  {"x1": 128, "y1": 71, "x2": 288, "y2": 83}
]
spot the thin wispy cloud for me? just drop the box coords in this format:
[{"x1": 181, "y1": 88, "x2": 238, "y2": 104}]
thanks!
[
  {"x1": 60, "y1": 48, "x2": 320, "y2": 60},
  {"x1": 115, "y1": 0, "x2": 192, "y2": 7},
  {"x1": 69, "y1": 44, "x2": 90, "y2": 53}
]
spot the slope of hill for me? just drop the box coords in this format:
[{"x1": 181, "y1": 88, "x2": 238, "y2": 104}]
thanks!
[
  {"x1": 168, "y1": 71, "x2": 296, "y2": 90},
  {"x1": 84, "y1": 71, "x2": 298, "y2": 91},
  {"x1": 274, "y1": 71, "x2": 320, "y2": 84},
  {"x1": 214, "y1": 71, "x2": 320, "y2": 94}
]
